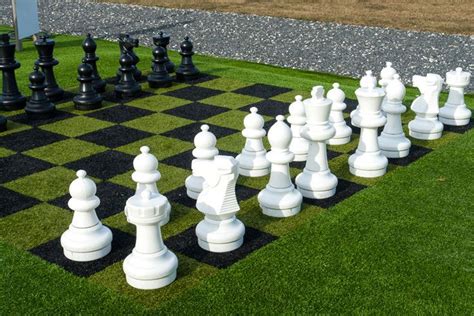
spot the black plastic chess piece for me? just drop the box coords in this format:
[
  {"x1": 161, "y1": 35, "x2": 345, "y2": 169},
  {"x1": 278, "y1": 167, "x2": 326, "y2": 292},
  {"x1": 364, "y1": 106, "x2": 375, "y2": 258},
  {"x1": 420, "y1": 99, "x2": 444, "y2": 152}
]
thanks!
[
  {"x1": 116, "y1": 34, "x2": 141, "y2": 81},
  {"x1": 34, "y1": 34, "x2": 64, "y2": 102},
  {"x1": 115, "y1": 52, "x2": 141, "y2": 98},
  {"x1": 147, "y1": 46, "x2": 173, "y2": 89},
  {"x1": 176, "y1": 36, "x2": 200, "y2": 82},
  {"x1": 73, "y1": 59, "x2": 103, "y2": 110},
  {"x1": 0, "y1": 33, "x2": 26, "y2": 110},
  {"x1": 0, "y1": 114, "x2": 6, "y2": 132},
  {"x1": 25, "y1": 66, "x2": 56, "y2": 119},
  {"x1": 153, "y1": 32, "x2": 174, "y2": 73},
  {"x1": 82, "y1": 33, "x2": 106, "y2": 93}
]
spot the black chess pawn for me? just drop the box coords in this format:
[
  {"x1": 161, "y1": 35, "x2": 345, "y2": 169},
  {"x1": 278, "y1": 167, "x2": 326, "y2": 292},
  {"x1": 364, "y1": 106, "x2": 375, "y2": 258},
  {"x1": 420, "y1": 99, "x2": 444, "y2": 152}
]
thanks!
[
  {"x1": 176, "y1": 36, "x2": 200, "y2": 82},
  {"x1": 82, "y1": 33, "x2": 106, "y2": 93},
  {"x1": 115, "y1": 52, "x2": 141, "y2": 98},
  {"x1": 0, "y1": 33, "x2": 26, "y2": 110},
  {"x1": 152, "y1": 31, "x2": 174, "y2": 73},
  {"x1": 116, "y1": 34, "x2": 141, "y2": 81},
  {"x1": 73, "y1": 60, "x2": 103, "y2": 110},
  {"x1": 147, "y1": 46, "x2": 173, "y2": 88},
  {"x1": 34, "y1": 35, "x2": 64, "y2": 102},
  {"x1": 25, "y1": 66, "x2": 56, "y2": 119}
]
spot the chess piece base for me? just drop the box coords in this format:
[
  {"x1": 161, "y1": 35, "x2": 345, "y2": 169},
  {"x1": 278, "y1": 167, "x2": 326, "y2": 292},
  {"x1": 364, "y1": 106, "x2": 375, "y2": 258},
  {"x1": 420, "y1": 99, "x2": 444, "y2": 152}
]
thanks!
[
  {"x1": 258, "y1": 186, "x2": 302, "y2": 218},
  {"x1": 409, "y1": 130, "x2": 442, "y2": 140},
  {"x1": 196, "y1": 217, "x2": 245, "y2": 253},
  {"x1": 348, "y1": 150, "x2": 388, "y2": 178},
  {"x1": 378, "y1": 133, "x2": 411, "y2": 158},
  {"x1": 148, "y1": 78, "x2": 173, "y2": 89},
  {"x1": 93, "y1": 80, "x2": 107, "y2": 93},
  {"x1": 63, "y1": 244, "x2": 111, "y2": 262},
  {"x1": 295, "y1": 170, "x2": 338, "y2": 199},
  {"x1": 115, "y1": 84, "x2": 141, "y2": 99},
  {"x1": 176, "y1": 70, "x2": 200, "y2": 82},
  {"x1": 236, "y1": 152, "x2": 270, "y2": 177},
  {"x1": 238, "y1": 167, "x2": 270, "y2": 177},
  {"x1": 328, "y1": 135, "x2": 351, "y2": 145},
  {"x1": 44, "y1": 87, "x2": 64, "y2": 102},
  {"x1": 408, "y1": 118, "x2": 443, "y2": 140},
  {"x1": 293, "y1": 153, "x2": 308, "y2": 162},
  {"x1": 25, "y1": 104, "x2": 56, "y2": 120},
  {"x1": 439, "y1": 116, "x2": 471, "y2": 126},
  {"x1": 439, "y1": 106, "x2": 471, "y2": 126},
  {"x1": 73, "y1": 95, "x2": 103, "y2": 111},
  {"x1": 61, "y1": 224, "x2": 113, "y2": 262},
  {"x1": 0, "y1": 95, "x2": 26, "y2": 111}
]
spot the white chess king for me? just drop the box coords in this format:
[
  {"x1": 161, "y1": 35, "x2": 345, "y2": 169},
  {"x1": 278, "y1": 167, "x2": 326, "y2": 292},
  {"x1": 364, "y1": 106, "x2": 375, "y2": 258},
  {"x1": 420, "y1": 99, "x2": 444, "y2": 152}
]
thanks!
[
  {"x1": 288, "y1": 95, "x2": 309, "y2": 161},
  {"x1": 327, "y1": 83, "x2": 352, "y2": 145},
  {"x1": 61, "y1": 170, "x2": 113, "y2": 262},
  {"x1": 439, "y1": 67, "x2": 472, "y2": 126}
]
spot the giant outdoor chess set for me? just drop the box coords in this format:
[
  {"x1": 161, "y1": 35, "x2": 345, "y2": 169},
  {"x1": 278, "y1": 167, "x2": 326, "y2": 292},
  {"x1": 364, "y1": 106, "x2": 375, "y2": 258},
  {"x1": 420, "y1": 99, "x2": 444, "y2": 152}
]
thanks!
[{"x1": 0, "y1": 31, "x2": 472, "y2": 302}]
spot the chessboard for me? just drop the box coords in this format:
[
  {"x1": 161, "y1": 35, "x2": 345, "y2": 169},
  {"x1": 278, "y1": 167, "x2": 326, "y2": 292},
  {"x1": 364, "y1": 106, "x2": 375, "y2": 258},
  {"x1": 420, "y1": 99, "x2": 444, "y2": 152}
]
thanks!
[{"x1": 0, "y1": 71, "x2": 472, "y2": 308}]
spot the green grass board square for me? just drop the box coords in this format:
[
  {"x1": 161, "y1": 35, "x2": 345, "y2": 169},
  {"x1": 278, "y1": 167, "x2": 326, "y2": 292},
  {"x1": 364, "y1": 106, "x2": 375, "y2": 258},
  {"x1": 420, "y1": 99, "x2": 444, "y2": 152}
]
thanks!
[
  {"x1": 122, "y1": 112, "x2": 193, "y2": 135},
  {"x1": 203, "y1": 110, "x2": 248, "y2": 130},
  {"x1": 116, "y1": 135, "x2": 193, "y2": 160},
  {"x1": 40, "y1": 116, "x2": 114, "y2": 137},
  {"x1": 409, "y1": 131, "x2": 461, "y2": 150},
  {"x1": 125, "y1": 94, "x2": 191, "y2": 112},
  {"x1": 270, "y1": 90, "x2": 310, "y2": 103},
  {"x1": 218, "y1": 131, "x2": 270, "y2": 153},
  {"x1": 197, "y1": 77, "x2": 252, "y2": 91},
  {"x1": 0, "y1": 146, "x2": 14, "y2": 158},
  {"x1": 201, "y1": 92, "x2": 263, "y2": 110},
  {"x1": 328, "y1": 135, "x2": 359, "y2": 154},
  {"x1": 2, "y1": 120, "x2": 31, "y2": 136}
]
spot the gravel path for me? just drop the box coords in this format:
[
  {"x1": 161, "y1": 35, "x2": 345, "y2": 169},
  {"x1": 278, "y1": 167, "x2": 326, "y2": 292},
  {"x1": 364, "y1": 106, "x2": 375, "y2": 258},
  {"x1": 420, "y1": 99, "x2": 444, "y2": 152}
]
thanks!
[{"x1": 1, "y1": 0, "x2": 473, "y2": 90}]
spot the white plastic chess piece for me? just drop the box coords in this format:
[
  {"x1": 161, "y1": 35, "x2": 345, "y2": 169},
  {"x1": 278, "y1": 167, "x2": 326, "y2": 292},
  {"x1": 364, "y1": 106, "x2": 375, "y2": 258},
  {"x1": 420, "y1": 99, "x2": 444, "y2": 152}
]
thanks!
[
  {"x1": 408, "y1": 74, "x2": 444, "y2": 140},
  {"x1": 123, "y1": 189, "x2": 178, "y2": 290},
  {"x1": 348, "y1": 71, "x2": 388, "y2": 178},
  {"x1": 195, "y1": 155, "x2": 245, "y2": 252},
  {"x1": 439, "y1": 67, "x2": 472, "y2": 126},
  {"x1": 185, "y1": 124, "x2": 219, "y2": 199},
  {"x1": 295, "y1": 86, "x2": 338, "y2": 199},
  {"x1": 132, "y1": 146, "x2": 171, "y2": 225},
  {"x1": 236, "y1": 107, "x2": 270, "y2": 177},
  {"x1": 288, "y1": 95, "x2": 309, "y2": 161},
  {"x1": 378, "y1": 74, "x2": 411, "y2": 158},
  {"x1": 327, "y1": 83, "x2": 352, "y2": 145},
  {"x1": 61, "y1": 170, "x2": 113, "y2": 262},
  {"x1": 258, "y1": 115, "x2": 303, "y2": 217},
  {"x1": 379, "y1": 62, "x2": 398, "y2": 116},
  {"x1": 350, "y1": 71, "x2": 378, "y2": 128}
]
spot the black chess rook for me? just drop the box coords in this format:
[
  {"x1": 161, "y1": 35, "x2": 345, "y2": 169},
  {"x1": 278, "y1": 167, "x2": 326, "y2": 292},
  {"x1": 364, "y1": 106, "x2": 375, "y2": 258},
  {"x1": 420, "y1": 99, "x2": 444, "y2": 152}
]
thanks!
[
  {"x1": 176, "y1": 36, "x2": 200, "y2": 82},
  {"x1": 82, "y1": 33, "x2": 107, "y2": 93},
  {"x1": 0, "y1": 33, "x2": 26, "y2": 111},
  {"x1": 147, "y1": 46, "x2": 173, "y2": 88},
  {"x1": 153, "y1": 31, "x2": 175, "y2": 73},
  {"x1": 25, "y1": 66, "x2": 56, "y2": 119},
  {"x1": 73, "y1": 59, "x2": 103, "y2": 110},
  {"x1": 115, "y1": 52, "x2": 141, "y2": 98},
  {"x1": 34, "y1": 35, "x2": 64, "y2": 102}
]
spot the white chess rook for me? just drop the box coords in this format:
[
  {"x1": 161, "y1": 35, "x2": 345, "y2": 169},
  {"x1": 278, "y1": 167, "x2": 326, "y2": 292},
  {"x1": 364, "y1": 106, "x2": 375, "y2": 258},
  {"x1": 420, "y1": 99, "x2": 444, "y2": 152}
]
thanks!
[
  {"x1": 349, "y1": 71, "x2": 388, "y2": 178},
  {"x1": 258, "y1": 115, "x2": 303, "y2": 217},
  {"x1": 185, "y1": 124, "x2": 219, "y2": 199},
  {"x1": 296, "y1": 86, "x2": 338, "y2": 199},
  {"x1": 327, "y1": 83, "x2": 352, "y2": 145},
  {"x1": 439, "y1": 67, "x2": 472, "y2": 126},
  {"x1": 123, "y1": 190, "x2": 178, "y2": 290},
  {"x1": 378, "y1": 74, "x2": 411, "y2": 158},
  {"x1": 195, "y1": 155, "x2": 245, "y2": 252},
  {"x1": 408, "y1": 74, "x2": 444, "y2": 140},
  {"x1": 288, "y1": 95, "x2": 309, "y2": 161},
  {"x1": 61, "y1": 170, "x2": 113, "y2": 262}
]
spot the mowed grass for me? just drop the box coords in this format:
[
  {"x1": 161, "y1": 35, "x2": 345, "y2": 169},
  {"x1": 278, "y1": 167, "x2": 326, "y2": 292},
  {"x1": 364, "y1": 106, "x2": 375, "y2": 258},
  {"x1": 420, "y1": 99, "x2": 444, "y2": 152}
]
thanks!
[{"x1": 1, "y1": 26, "x2": 473, "y2": 313}]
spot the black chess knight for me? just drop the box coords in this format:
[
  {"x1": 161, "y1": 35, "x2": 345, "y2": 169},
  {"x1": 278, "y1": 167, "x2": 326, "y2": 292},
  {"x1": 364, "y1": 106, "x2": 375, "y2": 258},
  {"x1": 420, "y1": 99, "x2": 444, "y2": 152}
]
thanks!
[
  {"x1": 0, "y1": 33, "x2": 26, "y2": 111},
  {"x1": 116, "y1": 34, "x2": 141, "y2": 81},
  {"x1": 25, "y1": 66, "x2": 56, "y2": 119},
  {"x1": 176, "y1": 36, "x2": 200, "y2": 82},
  {"x1": 34, "y1": 34, "x2": 64, "y2": 102},
  {"x1": 115, "y1": 51, "x2": 141, "y2": 98},
  {"x1": 147, "y1": 46, "x2": 173, "y2": 88},
  {"x1": 73, "y1": 59, "x2": 103, "y2": 110},
  {"x1": 82, "y1": 33, "x2": 107, "y2": 93},
  {"x1": 152, "y1": 32, "x2": 174, "y2": 73}
]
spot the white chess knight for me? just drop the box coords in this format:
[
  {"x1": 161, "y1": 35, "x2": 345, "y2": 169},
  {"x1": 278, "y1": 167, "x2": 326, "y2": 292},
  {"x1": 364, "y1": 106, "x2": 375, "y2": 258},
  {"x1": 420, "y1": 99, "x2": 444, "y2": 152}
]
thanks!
[
  {"x1": 132, "y1": 146, "x2": 171, "y2": 225},
  {"x1": 61, "y1": 170, "x2": 113, "y2": 262},
  {"x1": 378, "y1": 74, "x2": 411, "y2": 158},
  {"x1": 348, "y1": 71, "x2": 388, "y2": 178},
  {"x1": 258, "y1": 115, "x2": 303, "y2": 217},
  {"x1": 295, "y1": 86, "x2": 338, "y2": 199},
  {"x1": 439, "y1": 67, "x2": 472, "y2": 126},
  {"x1": 408, "y1": 73, "x2": 444, "y2": 140},
  {"x1": 350, "y1": 70, "x2": 379, "y2": 128},
  {"x1": 123, "y1": 189, "x2": 178, "y2": 290},
  {"x1": 288, "y1": 95, "x2": 309, "y2": 161},
  {"x1": 185, "y1": 124, "x2": 219, "y2": 199},
  {"x1": 327, "y1": 83, "x2": 352, "y2": 145},
  {"x1": 236, "y1": 107, "x2": 270, "y2": 177},
  {"x1": 195, "y1": 155, "x2": 245, "y2": 252}
]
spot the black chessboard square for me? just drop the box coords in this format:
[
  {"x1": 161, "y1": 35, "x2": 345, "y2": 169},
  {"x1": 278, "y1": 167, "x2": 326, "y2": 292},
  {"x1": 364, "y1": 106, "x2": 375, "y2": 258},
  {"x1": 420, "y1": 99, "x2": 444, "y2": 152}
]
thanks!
[
  {"x1": 233, "y1": 83, "x2": 292, "y2": 99},
  {"x1": 0, "y1": 128, "x2": 67, "y2": 152},
  {"x1": 343, "y1": 98, "x2": 358, "y2": 114},
  {"x1": 64, "y1": 150, "x2": 134, "y2": 180},
  {"x1": 163, "y1": 86, "x2": 223, "y2": 102},
  {"x1": 0, "y1": 186, "x2": 41, "y2": 218},
  {"x1": 240, "y1": 99, "x2": 289, "y2": 118},
  {"x1": 165, "y1": 225, "x2": 278, "y2": 269},
  {"x1": 162, "y1": 149, "x2": 237, "y2": 170},
  {"x1": 163, "y1": 102, "x2": 229, "y2": 121},
  {"x1": 29, "y1": 227, "x2": 134, "y2": 277},
  {"x1": 344, "y1": 117, "x2": 361, "y2": 134},
  {"x1": 303, "y1": 178, "x2": 366, "y2": 209},
  {"x1": 103, "y1": 89, "x2": 155, "y2": 104},
  {"x1": 178, "y1": 74, "x2": 218, "y2": 85},
  {"x1": 442, "y1": 119, "x2": 473, "y2": 134},
  {"x1": 161, "y1": 122, "x2": 238, "y2": 143},
  {"x1": 0, "y1": 154, "x2": 53, "y2": 184},
  {"x1": 388, "y1": 144, "x2": 432, "y2": 166},
  {"x1": 8, "y1": 110, "x2": 76, "y2": 127},
  {"x1": 236, "y1": 184, "x2": 260, "y2": 202},
  {"x1": 85, "y1": 104, "x2": 154, "y2": 123},
  {"x1": 290, "y1": 150, "x2": 342, "y2": 169},
  {"x1": 78, "y1": 125, "x2": 153, "y2": 148},
  {"x1": 166, "y1": 186, "x2": 196, "y2": 208}
]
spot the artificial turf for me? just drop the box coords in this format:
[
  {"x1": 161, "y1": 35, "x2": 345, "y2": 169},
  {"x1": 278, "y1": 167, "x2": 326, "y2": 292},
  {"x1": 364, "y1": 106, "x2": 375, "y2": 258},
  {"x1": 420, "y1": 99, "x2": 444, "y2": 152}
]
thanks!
[{"x1": 0, "y1": 25, "x2": 473, "y2": 314}]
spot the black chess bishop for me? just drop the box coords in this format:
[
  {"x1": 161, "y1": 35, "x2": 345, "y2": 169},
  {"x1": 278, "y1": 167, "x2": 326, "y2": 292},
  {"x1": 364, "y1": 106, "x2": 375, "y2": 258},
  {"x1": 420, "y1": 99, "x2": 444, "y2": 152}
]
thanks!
[
  {"x1": 34, "y1": 34, "x2": 64, "y2": 102},
  {"x1": 147, "y1": 46, "x2": 173, "y2": 88},
  {"x1": 152, "y1": 32, "x2": 174, "y2": 73},
  {"x1": 116, "y1": 34, "x2": 141, "y2": 81},
  {"x1": 73, "y1": 59, "x2": 103, "y2": 110},
  {"x1": 0, "y1": 33, "x2": 26, "y2": 110},
  {"x1": 25, "y1": 66, "x2": 56, "y2": 119},
  {"x1": 176, "y1": 36, "x2": 200, "y2": 82},
  {"x1": 82, "y1": 33, "x2": 107, "y2": 93},
  {"x1": 115, "y1": 51, "x2": 141, "y2": 98}
]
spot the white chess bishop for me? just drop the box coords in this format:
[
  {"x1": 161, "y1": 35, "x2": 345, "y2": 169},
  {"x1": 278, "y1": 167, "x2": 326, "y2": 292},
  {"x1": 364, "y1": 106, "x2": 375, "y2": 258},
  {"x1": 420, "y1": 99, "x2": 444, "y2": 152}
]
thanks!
[
  {"x1": 132, "y1": 146, "x2": 171, "y2": 225},
  {"x1": 350, "y1": 70, "x2": 378, "y2": 128},
  {"x1": 258, "y1": 115, "x2": 303, "y2": 217},
  {"x1": 61, "y1": 170, "x2": 113, "y2": 262},
  {"x1": 348, "y1": 71, "x2": 388, "y2": 178},
  {"x1": 236, "y1": 107, "x2": 270, "y2": 177},
  {"x1": 295, "y1": 86, "x2": 338, "y2": 199},
  {"x1": 195, "y1": 155, "x2": 245, "y2": 252},
  {"x1": 123, "y1": 189, "x2": 178, "y2": 290},
  {"x1": 287, "y1": 95, "x2": 309, "y2": 161},
  {"x1": 185, "y1": 125, "x2": 219, "y2": 199},
  {"x1": 408, "y1": 73, "x2": 444, "y2": 140},
  {"x1": 327, "y1": 83, "x2": 352, "y2": 145},
  {"x1": 378, "y1": 74, "x2": 411, "y2": 158},
  {"x1": 439, "y1": 67, "x2": 472, "y2": 126}
]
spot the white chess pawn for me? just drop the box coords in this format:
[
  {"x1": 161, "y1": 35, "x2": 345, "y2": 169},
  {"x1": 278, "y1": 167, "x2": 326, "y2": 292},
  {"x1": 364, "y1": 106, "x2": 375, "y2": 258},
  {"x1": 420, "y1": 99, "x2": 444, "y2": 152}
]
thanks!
[
  {"x1": 236, "y1": 107, "x2": 270, "y2": 177},
  {"x1": 350, "y1": 71, "x2": 378, "y2": 128},
  {"x1": 408, "y1": 74, "x2": 444, "y2": 140},
  {"x1": 348, "y1": 71, "x2": 388, "y2": 178},
  {"x1": 378, "y1": 74, "x2": 411, "y2": 158},
  {"x1": 185, "y1": 124, "x2": 219, "y2": 199},
  {"x1": 123, "y1": 189, "x2": 178, "y2": 290},
  {"x1": 288, "y1": 95, "x2": 309, "y2": 161},
  {"x1": 195, "y1": 155, "x2": 245, "y2": 252},
  {"x1": 258, "y1": 115, "x2": 303, "y2": 217},
  {"x1": 61, "y1": 170, "x2": 113, "y2": 262},
  {"x1": 327, "y1": 83, "x2": 352, "y2": 145},
  {"x1": 132, "y1": 146, "x2": 171, "y2": 225},
  {"x1": 295, "y1": 86, "x2": 338, "y2": 199},
  {"x1": 439, "y1": 67, "x2": 472, "y2": 126},
  {"x1": 379, "y1": 62, "x2": 397, "y2": 91}
]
